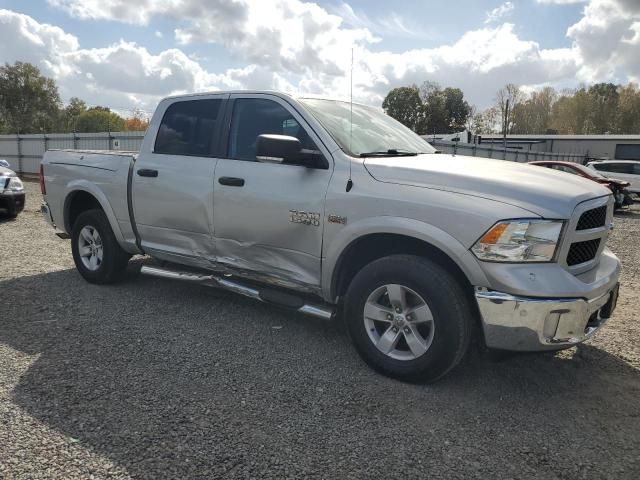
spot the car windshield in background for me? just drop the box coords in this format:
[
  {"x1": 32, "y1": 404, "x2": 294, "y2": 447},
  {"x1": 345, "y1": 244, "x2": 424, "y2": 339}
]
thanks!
[{"x1": 299, "y1": 98, "x2": 436, "y2": 157}]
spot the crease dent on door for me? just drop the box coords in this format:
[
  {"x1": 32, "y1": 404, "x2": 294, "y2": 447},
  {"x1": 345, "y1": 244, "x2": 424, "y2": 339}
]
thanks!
[{"x1": 213, "y1": 237, "x2": 321, "y2": 294}]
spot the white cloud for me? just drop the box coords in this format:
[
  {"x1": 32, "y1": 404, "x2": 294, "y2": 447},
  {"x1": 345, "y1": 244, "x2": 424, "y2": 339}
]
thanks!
[
  {"x1": 536, "y1": 0, "x2": 587, "y2": 4},
  {"x1": 2, "y1": 0, "x2": 639, "y2": 114},
  {"x1": 38, "y1": 0, "x2": 584, "y2": 108},
  {"x1": 154, "y1": 30, "x2": 163, "y2": 38},
  {"x1": 0, "y1": 8, "x2": 77, "y2": 77},
  {"x1": 485, "y1": 2, "x2": 515, "y2": 24},
  {"x1": 330, "y1": 3, "x2": 432, "y2": 40},
  {"x1": 567, "y1": 0, "x2": 640, "y2": 83}
]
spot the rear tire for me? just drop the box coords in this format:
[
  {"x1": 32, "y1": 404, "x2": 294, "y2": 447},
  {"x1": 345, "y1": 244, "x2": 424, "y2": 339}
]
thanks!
[
  {"x1": 71, "y1": 209, "x2": 130, "y2": 284},
  {"x1": 343, "y1": 254, "x2": 473, "y2": 383}
]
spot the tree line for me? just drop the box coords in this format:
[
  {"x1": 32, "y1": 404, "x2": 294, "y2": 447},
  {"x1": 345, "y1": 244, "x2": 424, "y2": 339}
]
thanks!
[
  {"x1": 383, "y1": 81, "x2": 640, "y2": 136},
  {"x1": 0, "y1": 62, "x2": 149, "y2": 135}
]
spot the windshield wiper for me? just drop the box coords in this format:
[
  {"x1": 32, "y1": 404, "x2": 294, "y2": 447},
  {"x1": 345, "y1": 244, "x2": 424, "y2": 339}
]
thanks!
[{"x1": 359, "y1": 149, "x2": 418, "y2": 157}]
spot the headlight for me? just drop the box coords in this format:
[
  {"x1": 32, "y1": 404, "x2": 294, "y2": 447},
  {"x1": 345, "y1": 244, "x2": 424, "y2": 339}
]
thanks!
[
  {"x1": 472, "y1": 220, "x2": 563, "y2": 262},
  {"x1": 6, "y1": 177, "x2": 24, "y2": 192}
]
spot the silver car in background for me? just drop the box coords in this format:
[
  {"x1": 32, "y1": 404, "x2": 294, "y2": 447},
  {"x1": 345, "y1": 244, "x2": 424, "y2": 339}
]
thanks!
[{"x1": 587, "y1": 160, "x2": 640, "y2": 197}]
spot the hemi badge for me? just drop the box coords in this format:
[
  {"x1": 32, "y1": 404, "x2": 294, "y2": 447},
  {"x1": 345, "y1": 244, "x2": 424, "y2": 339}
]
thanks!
[{"x1": 328, "y1": 214, "x2": 347, "y2": 225}]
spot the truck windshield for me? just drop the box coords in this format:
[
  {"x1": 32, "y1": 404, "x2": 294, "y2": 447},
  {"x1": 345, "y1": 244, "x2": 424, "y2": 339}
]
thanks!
[{"x1": 299, "y1": 98, "x2": 436, "y2": 157}]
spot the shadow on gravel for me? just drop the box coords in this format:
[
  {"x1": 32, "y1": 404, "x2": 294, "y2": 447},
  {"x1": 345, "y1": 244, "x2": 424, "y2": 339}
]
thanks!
[
  {"x1": 0, "y1": 212, "x2": 18, "y2": 223},
  {"x1": 615, "y1": 208, "x2": 640, "y2": 220},
  {"x1": 2, "y1": 266, "x2": 640, "y2": 478}
]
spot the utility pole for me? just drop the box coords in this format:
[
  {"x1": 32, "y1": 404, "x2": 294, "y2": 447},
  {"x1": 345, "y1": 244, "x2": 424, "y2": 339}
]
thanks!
[{"x1": 503, "y1": 98, "x2": 509, "y2": 150}]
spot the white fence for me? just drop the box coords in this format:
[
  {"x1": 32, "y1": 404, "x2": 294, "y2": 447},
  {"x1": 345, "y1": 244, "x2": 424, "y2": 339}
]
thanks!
[
  {"x1": 430, "y1": 140, "x2": 587, "y2": 164},
  {"x1": 0, "y1": 132, "x2": 145, "y2": 174}
]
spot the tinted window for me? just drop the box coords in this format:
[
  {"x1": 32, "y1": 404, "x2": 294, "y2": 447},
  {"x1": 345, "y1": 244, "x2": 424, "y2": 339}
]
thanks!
[
  {"x1": 593, "y1": 163, "x2": 634, "y2": 174},
  {"x1": 154, "y1": 99, "x2": 222, "y2": 156},
  {"x1": 228, "y1": 98, "x2": 316, "y2": 161},
  {"x1": 615, "y1": 144, "x2": 640, "y2": 161}
]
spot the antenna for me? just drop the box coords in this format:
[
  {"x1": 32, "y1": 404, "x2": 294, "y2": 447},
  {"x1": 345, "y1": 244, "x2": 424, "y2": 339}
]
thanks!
[{"x1": 346, "y1": 47, "x2": 354, "y2": 192}]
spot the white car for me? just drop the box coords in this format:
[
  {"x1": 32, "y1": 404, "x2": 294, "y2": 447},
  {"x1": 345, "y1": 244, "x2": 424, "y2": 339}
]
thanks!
[{"x1": 586, "y1": 160, "x2": 640, "y2": 196}]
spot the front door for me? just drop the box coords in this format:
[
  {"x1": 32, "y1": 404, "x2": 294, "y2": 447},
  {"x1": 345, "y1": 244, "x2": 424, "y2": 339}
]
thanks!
[
  {"x1": 212, "y1": 94, "x2": 333, "y2": 291},
  {"x1": 132, "y1": 95, "x2": 226, "y2": 267}
]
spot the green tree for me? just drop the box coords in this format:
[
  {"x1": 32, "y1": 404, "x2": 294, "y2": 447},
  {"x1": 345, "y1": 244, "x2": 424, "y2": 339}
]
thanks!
[
  {"x1": 419, "y1": 82, "x2": 471, "y2": 134},
  {"x1": 382, "y1": 86, "x2": 423, "y2": 132},
  {"x1": 495, "y1": 83, "x2": 523, "y2": 136},
  {"x1": 0, "y1": 61, "x2": 61, "y2": 133},
  {"x1": 616, "y1": 83, "x2": 640, "y2": 134},
  {"x1": 75, "y1": 106, "x2": 126, "y2": 133},
  {"x1": 511, "y1": 87, "x2": 557, "y2": 134},
  {"x1": 61, "y1": 97, "x2": 88, "y2": 132},
  {"x1": 587, "y1": 83, "x2": 619, "y2": 134},
  {"x1": 443, "y1": 87, "x2": 471, "y2": 132},
  {"x1": 551, "y1": 87, "x2": 597, "y2": 134},
  {"x1": 420, "y1": 82, "x2": 448, "y2": 134}
]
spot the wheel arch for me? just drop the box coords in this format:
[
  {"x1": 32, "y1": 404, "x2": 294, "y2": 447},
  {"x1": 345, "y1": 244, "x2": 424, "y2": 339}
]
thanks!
[
  {"x1": 63, "y1": 183, "x2": 125, "y2": 244},
  {"x1": 323, "y1": 218, "x2": 489, "y2": 303}
]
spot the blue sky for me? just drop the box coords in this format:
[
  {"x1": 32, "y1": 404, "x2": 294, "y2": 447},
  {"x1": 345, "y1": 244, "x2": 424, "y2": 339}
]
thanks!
[{"x1": 0, "y1": 0, "x2": 637, "y2": 113}]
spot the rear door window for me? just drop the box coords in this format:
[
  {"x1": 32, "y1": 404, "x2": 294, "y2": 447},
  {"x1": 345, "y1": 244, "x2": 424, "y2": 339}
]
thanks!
[{"x1": 154, "y1": 99, "x2": 222, "y2": 156}]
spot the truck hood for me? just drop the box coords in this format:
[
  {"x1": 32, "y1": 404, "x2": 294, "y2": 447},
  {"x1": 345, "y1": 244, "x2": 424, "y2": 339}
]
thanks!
[{"x1": 363, "y1": 154, "x2": 611, "y2": 218}]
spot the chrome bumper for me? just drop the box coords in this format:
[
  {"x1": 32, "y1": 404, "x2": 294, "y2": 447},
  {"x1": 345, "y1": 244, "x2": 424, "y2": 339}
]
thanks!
[{"x1": 475, "y1": 285, "x2": 619, "y2": 351}]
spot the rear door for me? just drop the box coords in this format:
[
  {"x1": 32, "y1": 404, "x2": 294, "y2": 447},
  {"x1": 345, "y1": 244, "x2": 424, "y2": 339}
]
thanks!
[
  {"x1": 212, "y1": 94, "x2": 333, "y2": 291},
  {"x1": 132, "y1": 94, "x2": 227, "y2": 266}
]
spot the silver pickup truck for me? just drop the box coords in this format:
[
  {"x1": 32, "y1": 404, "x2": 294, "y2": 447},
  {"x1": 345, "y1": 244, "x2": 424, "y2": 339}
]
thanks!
[{"x1": 40, "y1": 91, "x2": 620, "y2": 382}]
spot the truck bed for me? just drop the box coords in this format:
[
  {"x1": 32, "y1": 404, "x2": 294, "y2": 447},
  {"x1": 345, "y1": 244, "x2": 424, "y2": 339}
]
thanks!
[
  {"x1": 42, "y1": 149, "x2": 138, "y2": 252},
  {"x1": 44, "y1": 149, "x2": 137, "y2": 171}
]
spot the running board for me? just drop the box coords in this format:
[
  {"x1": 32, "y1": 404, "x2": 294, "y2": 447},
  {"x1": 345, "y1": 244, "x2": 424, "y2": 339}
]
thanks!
[{"x1": 140, "y1": 265, "x2": 334, "y2": 321}]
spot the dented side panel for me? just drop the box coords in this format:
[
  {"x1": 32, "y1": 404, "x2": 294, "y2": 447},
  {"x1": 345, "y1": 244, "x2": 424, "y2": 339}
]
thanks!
[
  {"x1": 211, "y1": 93, "x2": 333, "y2": 291},
  {"x1": 212, "y1": 157, "x2": 331, "y2": 291}
]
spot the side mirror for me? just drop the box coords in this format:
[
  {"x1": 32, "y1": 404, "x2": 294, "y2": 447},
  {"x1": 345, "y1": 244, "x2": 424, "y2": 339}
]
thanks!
[
  {"x1": 256, "y1": 134, "x2": 325, "y2": 168},
  {"x1": 256, "y1": 134, "x2": 301, "y2": 164}
]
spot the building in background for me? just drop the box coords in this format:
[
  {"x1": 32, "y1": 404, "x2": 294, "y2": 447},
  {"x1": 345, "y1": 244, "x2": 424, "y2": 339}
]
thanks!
[{"x1": 478, "y1": 135, "x2": 640, "y2": 162}]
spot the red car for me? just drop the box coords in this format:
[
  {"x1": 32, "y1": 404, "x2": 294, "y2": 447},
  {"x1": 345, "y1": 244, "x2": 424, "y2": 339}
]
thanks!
[{"x1": 529, "y1": 160, "x2": 633, "y2": 209}]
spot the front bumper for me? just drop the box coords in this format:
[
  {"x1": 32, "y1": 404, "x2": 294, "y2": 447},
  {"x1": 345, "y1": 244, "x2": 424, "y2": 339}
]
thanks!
[
  {"x1": 0, "y1": 191, "x2": 25, "y2": 215},
  {"x1": 476, "y1": 283, "x2": 619, "y2": 351}
]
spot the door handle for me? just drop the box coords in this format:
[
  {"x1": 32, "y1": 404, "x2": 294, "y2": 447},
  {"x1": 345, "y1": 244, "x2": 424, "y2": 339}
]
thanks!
[
  {"x1": 218, "y1": 176, "x2": 245, "y2": 187},
  {"x1": 137, "y1": 168, "x2": 158, "y2": 178}
]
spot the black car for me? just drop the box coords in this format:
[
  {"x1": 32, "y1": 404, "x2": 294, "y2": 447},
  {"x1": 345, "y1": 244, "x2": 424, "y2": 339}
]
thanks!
[{"x1": 0, "y1": 164, "x2": 25, "y2": 218}]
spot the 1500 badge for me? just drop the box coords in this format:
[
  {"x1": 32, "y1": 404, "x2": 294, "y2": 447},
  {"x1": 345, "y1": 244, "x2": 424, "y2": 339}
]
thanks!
[{"x1": 289, "y1": 210, "x2": 320, "y2": 226}]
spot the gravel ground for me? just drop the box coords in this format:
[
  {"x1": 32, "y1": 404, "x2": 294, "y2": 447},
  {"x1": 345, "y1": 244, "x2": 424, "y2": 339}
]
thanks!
[{"x1": 1, "y1": 181, "x2": 639, "y2": 479}]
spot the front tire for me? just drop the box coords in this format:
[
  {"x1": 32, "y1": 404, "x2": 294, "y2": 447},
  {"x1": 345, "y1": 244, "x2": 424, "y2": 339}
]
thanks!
[
  {"x1": 71, "y1": 209, "x2": 130, "y2": 284},
  {"x1": 343, "y1": 254, "x2": 473, "y2": 383}
]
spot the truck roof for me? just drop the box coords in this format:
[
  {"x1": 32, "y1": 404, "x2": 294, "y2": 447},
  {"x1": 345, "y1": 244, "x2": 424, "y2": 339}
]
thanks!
[{"x1": 162, "y1": 90, "x2": 371, "y2": 108}]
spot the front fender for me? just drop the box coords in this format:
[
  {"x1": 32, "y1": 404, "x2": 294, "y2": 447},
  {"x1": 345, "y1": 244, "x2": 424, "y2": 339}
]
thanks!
[
  {"x1": 63, "y1": 179, "x2": 126, "y2": 245},
  {"x1": 321, "y1": 216, "x2": 490, "y2": 302}
]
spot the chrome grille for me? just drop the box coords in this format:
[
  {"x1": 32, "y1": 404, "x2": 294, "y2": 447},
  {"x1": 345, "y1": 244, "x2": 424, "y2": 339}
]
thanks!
[
  {"x1": 576, "y1": 206, "x2": 607, "y2": 231},
  {"x1": 567, "y1": 239, "x2": 601, "y2": 266},
  {"x1": 560, "y1": 196, "x2": 613, "y2": 273}
]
